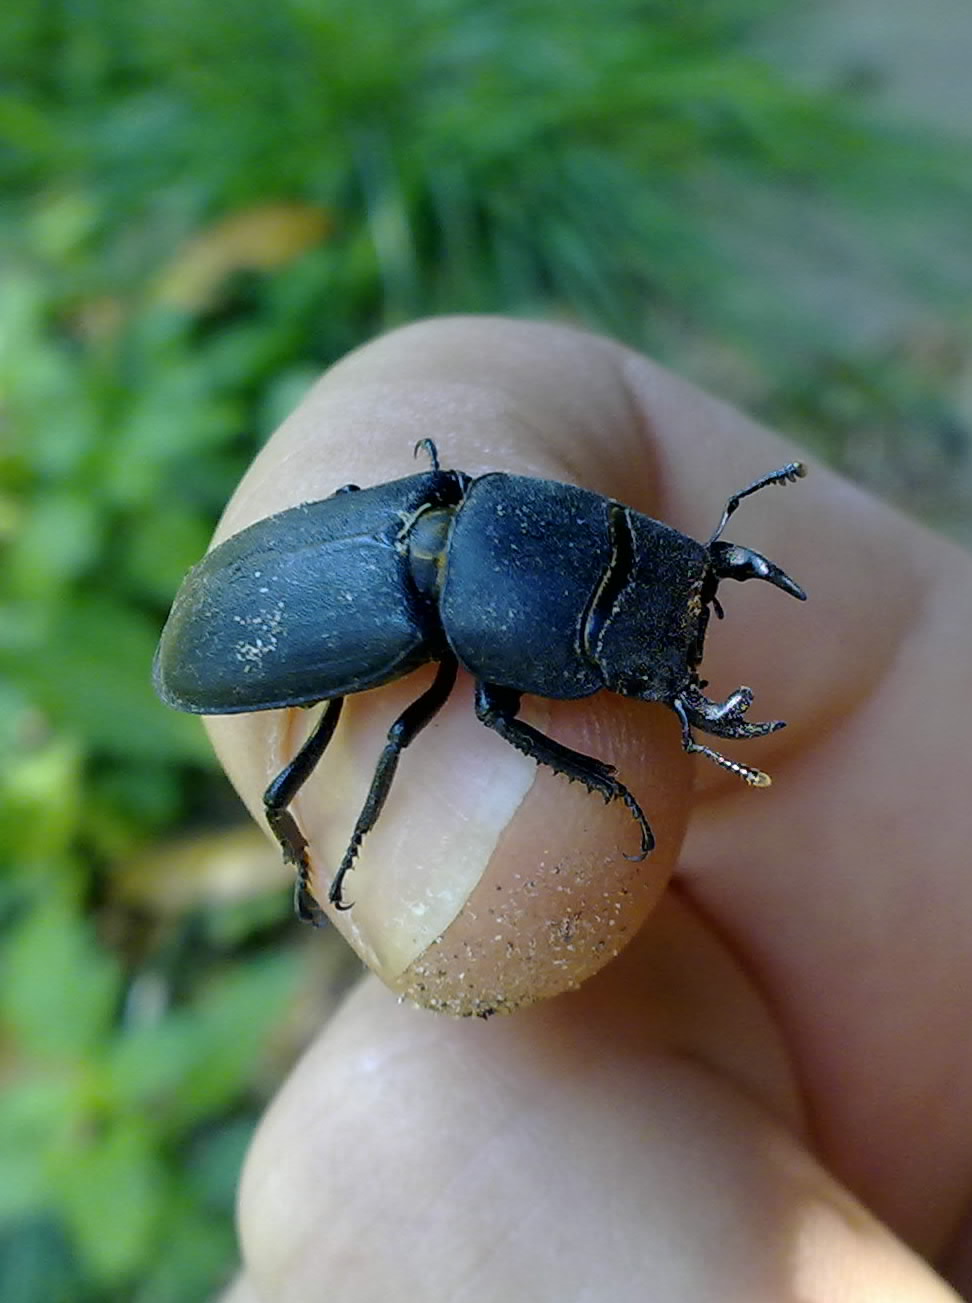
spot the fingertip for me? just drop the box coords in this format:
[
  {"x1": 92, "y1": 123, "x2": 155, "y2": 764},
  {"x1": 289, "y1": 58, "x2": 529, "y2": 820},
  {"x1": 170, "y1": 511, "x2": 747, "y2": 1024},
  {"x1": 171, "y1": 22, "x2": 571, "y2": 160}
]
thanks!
[
  {"x1": 287, "y1": 681, "x2": 685, "y2": 1014},
  {"x1": 202, "y1": 314, "x2": 826, "y2": 1012},
  {"x1": 202, "y1": 318, "x2": 698, "y2": 1010},
  {"x1": 386, "y1": 694, "x2": 686, "y2": 1017}
]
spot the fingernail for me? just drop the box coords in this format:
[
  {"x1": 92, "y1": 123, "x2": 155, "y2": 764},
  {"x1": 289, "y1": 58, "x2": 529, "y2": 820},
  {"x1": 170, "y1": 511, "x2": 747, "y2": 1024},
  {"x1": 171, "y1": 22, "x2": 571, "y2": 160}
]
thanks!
[{"x1": 296, "y1": 681, "x2": 547, "y2": 980}]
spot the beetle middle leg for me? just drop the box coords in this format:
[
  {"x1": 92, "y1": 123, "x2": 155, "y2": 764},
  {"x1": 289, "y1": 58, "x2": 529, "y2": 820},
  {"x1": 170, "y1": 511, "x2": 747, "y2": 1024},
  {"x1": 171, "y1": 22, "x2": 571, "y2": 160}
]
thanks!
[
  {"x1": 328, "y1": 654, "x2": 460, "y2": 910},
  {"x1": 474, "y1": 681, "x2": 654, "y2": 859},
  {"x1": 264, "y1": 696, "x2": 345, "y2": 926}
]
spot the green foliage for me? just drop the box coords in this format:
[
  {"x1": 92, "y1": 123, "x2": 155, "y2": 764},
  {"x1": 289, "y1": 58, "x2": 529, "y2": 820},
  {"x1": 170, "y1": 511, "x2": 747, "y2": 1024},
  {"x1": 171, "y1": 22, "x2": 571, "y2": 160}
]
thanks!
[
  {"x1": 0, "y1": 879, "x2": 299, "y2": 1296},
  {"x1": 1, "y1": 0, "x2": 969, "y2": 1297}
]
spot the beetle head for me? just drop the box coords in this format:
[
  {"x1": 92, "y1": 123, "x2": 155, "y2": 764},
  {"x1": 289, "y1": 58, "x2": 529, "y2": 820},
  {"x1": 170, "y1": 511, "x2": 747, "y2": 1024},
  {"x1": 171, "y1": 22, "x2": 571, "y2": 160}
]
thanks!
[
  {"x1": 708, "y1": 541, "x2": 806, "y2": 602},
  {"x1": 686, "y1": 540, "x2": 805, "y2": 677}
]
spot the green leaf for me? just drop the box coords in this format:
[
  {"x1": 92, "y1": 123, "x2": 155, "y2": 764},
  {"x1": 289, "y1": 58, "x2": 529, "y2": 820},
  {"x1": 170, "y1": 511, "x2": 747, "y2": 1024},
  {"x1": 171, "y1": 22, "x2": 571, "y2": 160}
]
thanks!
[
  {"x1": 6, "y1": 490, "x2": 103, "y2": 598},
  {"x1": 109, "y1": 952, "x2": 299, "y2": 1128},
  {"x1": 0, "y1": 732, "x2": 82, "y2": 864},
  {"x1": 7, "y1": 596, "x2": 211, "y2": 763},
  {"x1": 49, "y1": 1118, "x2": 167, "y2": 1285},
  {"x1": 0, "y1": 889, "x2": 122, "y2": 1059},
  {"x1": 0, "y1": 1079, "x2": 79, "y2": 1218},
  {"x1": 135, "y1": 1194, "x2": 237, "y2": 1303},
  {"x1": 0, "y1": 1215, "x2": 79, "y2": 1303}
]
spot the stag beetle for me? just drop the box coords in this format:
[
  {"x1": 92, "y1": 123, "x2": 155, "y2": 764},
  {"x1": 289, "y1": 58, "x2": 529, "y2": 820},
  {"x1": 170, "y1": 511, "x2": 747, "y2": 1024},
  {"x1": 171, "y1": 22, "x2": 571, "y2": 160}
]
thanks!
[{"x1": 154, "y1": 441, "x2": 807, "y2": 922}]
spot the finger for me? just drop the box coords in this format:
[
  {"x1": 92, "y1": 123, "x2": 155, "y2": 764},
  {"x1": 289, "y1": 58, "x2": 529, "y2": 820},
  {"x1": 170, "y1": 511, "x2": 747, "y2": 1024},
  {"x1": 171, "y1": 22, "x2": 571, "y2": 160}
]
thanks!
[
  {"x1": 200, "y1": 317, "x2": 952, "y2": 1015},
  {"x1": 643, "y1": 390, "x2": 972, "y2": 1239},
  {"x1": 206, "y1": 319, "x2": 699, "y2": 1011},
  {"x1": 619, "y1": 338, "x2": 972, "y2": 1248},
  {"x1": 205, "y1": 318, "x2": 972, "y2": 1264},
  {"x1": 237, "y1": 971, "x2": 961, "y2": 1303}
]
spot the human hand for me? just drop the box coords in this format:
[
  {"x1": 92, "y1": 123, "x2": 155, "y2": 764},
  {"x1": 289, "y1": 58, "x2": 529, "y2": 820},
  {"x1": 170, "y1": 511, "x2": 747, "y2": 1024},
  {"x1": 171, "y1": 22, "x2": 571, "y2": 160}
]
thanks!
[{"x1": 215, "y1": 318, "x2": 972, "y2": 1301}]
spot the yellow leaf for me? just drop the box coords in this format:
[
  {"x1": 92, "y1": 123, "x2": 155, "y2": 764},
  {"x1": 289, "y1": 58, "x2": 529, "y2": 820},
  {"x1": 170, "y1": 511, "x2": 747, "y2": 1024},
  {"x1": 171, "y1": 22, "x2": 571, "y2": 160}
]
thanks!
[
  {"x1": 155, "y1": 202, "x2": 333, "y2": 310},
  {"x1": 117, "y1": 825, "x2": 287, "y2": 915}
]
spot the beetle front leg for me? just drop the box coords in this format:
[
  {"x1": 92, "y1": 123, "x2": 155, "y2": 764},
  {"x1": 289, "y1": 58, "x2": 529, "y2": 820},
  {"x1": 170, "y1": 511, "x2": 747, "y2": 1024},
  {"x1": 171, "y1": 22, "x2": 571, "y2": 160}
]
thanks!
[
  {"x1": 672, "y1": 695, "x2": 772, "y2": 788},
  {"x1": 687, "y1": 684, "x2": 766, "y2": 734},
  {"x1": 263, "y1": 696, "x2": 345, "y2": 926},
  {"x1": 474, "y1": 682, "x2": 654, "y2": 859},
  {"x1": 328, "y1": 654, "x2": 460, "y2": 910}
]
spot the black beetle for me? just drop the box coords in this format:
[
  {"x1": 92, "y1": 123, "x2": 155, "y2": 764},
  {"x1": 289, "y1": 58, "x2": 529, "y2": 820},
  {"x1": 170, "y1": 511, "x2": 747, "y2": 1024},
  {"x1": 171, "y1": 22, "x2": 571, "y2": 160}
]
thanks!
[{"x1": 154, "y1": 441, "x2": 806, "y2": 922}]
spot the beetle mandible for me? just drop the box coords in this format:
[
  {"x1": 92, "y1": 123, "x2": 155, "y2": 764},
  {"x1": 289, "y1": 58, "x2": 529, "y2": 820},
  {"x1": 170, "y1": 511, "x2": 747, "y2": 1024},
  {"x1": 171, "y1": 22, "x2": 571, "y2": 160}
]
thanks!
[{"x1": 154, "y1": 441, "x2": 807, "y2": 922}]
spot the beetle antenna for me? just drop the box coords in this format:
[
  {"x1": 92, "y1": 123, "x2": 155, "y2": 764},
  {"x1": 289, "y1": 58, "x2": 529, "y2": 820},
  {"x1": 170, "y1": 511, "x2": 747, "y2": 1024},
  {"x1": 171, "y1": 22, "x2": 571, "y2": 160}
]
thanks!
[
  {"x1": 709, "y1": 461, "x2": 806, "y2": 544},
  {"x1": 414, "y1": 438, "x2": 441, "y2": 471}
]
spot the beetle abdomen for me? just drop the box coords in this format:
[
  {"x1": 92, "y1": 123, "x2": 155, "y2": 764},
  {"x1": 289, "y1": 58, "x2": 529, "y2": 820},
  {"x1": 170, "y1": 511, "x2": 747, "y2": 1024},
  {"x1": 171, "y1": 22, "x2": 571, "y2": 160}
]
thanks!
[
  {"x1": 154, "y1": 471, "x2": 451, "y2": 713},
  {"x1": 440, "y1": 473, "x2": 610, "y2": 699}
]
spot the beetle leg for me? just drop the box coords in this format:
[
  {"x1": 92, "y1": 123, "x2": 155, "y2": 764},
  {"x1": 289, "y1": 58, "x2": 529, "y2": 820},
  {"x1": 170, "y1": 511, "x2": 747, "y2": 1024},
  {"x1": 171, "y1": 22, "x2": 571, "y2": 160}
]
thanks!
[
  {"x1": 328, "y1": 654, "x2": 460, "y2": 910},
  {"x1": 693, "y1": 684, "x2": 754, "y2": 723},
  {"x1": 263, "y1": 696, "x2": 345, "y2": 926},
  {"x1": 679, "y1": 683, "x2": 784, "y2": 741},
  {"x1": 413, "y1": 437, "x2": 441, "y2": 471},
  {"x1": 672, "y1": 696, "x2": 772, "y2": 788},
  {"x1": 474, "y1": 682, "x2": 654, "y2": 859}
]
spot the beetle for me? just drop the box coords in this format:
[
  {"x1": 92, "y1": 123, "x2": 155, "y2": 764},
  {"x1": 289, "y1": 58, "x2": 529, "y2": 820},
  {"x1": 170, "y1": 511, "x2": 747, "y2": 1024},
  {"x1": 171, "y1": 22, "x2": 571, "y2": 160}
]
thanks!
[{"x1": 154, "y1": 440, "x2": 806, "y2": 923}]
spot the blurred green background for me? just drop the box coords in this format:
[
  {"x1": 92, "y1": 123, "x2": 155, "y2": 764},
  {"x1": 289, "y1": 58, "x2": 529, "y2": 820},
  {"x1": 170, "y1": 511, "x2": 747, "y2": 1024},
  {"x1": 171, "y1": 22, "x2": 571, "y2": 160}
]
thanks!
[{"x1": 1, "y1": 0, "x2": 970, "y2": 1298}]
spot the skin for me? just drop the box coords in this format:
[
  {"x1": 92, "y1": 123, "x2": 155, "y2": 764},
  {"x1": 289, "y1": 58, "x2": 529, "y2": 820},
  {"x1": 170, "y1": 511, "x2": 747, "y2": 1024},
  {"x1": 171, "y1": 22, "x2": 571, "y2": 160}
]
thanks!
[{"x1": 207, "y1": 317, "x2": 972, "y2": 1301}]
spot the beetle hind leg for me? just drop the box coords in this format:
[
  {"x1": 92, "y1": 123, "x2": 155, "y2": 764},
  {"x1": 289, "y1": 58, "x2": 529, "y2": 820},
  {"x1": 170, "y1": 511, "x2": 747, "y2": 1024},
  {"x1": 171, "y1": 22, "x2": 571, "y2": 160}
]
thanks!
[
  {"x1": 328, "y1": 654, "x2": 459, "y2": 910},
  {"x1": 474, "y1": 681, "x2": 654, "y2": 859},
  {"x1": 263, "y1": 696, "x2": 345, "y2": 927}
]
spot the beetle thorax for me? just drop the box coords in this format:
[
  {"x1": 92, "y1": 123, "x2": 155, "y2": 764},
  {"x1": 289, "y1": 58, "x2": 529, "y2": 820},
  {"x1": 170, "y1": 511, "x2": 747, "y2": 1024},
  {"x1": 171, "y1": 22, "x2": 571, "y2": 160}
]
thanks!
[
  {"x1": 591, "y1": 511, "x2": 709, "y2": 704},
  {"x1": 406, "y1": 504, "x2": 456, "y2": 607}
]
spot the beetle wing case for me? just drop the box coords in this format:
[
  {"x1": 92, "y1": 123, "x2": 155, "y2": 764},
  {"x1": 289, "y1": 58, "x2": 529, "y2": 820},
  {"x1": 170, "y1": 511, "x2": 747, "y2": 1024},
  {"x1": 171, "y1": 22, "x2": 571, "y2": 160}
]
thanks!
[{"x1": 154, "y1": 471, "x2": 452, "y2": 713}]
